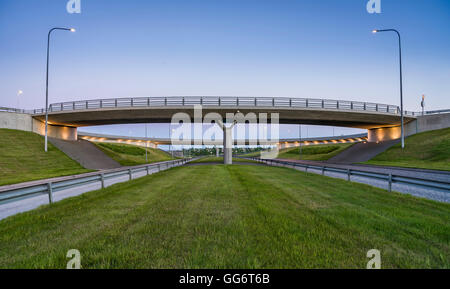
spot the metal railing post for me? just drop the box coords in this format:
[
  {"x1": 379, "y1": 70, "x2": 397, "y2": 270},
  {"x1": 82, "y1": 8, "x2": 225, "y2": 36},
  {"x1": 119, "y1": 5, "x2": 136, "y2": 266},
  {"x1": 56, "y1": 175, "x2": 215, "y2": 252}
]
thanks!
[
  {"x1": 128, "y1": 169, "x2": 132, "y2": 180},
  {"x1": 47, "y1": 182, "x2": 53, "y2": 204},
  {"x1": 347, "y1": 169, "x2": 351, "y2": 181},
  {"x1": 146, "y1": 166, "x2": 149, "y2": 175},
  {"x1": 101, "y1": 173, "x2": 105, "y2": 189},
  {"x1": 388, "y1": 173, "x2": 392, "y2": 192},
  {"x1": 322, "y1": 167, "x2": 325, "y2": 176}
]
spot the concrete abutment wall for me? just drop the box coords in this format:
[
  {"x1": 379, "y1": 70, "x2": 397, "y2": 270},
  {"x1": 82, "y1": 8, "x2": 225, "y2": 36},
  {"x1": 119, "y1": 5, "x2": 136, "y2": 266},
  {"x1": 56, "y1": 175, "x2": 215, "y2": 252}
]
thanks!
[
  {"x1": 368, "y1": 113, "x2": 450, "y2": 142},
  {"x1": 0, "y1": 111, "x2": 77, "y2": 141}
]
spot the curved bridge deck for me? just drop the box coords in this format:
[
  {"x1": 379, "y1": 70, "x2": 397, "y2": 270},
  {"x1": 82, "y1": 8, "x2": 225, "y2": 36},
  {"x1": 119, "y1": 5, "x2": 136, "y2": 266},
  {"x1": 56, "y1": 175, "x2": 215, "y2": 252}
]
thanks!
[{"x1": 31, "y1": 97, "x2": 416, "y2": 129}]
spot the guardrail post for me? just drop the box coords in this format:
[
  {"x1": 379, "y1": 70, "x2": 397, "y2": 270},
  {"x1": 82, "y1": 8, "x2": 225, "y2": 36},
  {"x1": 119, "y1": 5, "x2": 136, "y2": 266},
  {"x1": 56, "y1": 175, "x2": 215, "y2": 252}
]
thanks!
[
  {"x1": 146, "y1": 166, "x2": 149, "y2": 175},
  {"x1": 158, "y1": 163, "x2": 161, "y2": 172},
  {"x1": 115, "y1": 99, "x2": 118, "y2": 107},
  {"x1": 101, "y1": 173, "x2": 105, "y2": 189},
  {"x1": 305, "y1": 165, "x2": 308, "y2": 174},
  {"x1": 363, "y1": 103, "x2": 366, "y2": 110},
  {"x1": 321, "y1": 99, "x2": 324, "y2": 108},
  {"x1": 322, "y1": 167, "x2": 325, "y2": 176},
  {"x1": 272, "y1": 98, "x2": 275, "y2": 106},
  {"x1": 388, "y1": 173, "x2": 392, "y2": 192},
  {"x1": 376, "y1": 104, "x2": 378, "y2": 112},
  {"x1": 306, "y1": 99, "x2": 309, "y2": 107},
  {"x1": 350, "y1": 102, "x2": 353, "y2": 110},
  {"x1": 128, "y1": 169, "x2": 132, "y2": 180},
  {"x1": 47, "y1": 182, "x2": 53, "y2": 204},
  {"x1": 347, "y1": 169, "x2": 351, "y2": 181}
]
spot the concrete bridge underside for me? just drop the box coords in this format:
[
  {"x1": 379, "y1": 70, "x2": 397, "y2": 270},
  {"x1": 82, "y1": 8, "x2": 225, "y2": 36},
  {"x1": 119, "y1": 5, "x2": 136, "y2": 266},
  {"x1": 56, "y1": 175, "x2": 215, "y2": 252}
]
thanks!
[{"x1": 31, "y1": 105, "x2": 416, "y2": 148}]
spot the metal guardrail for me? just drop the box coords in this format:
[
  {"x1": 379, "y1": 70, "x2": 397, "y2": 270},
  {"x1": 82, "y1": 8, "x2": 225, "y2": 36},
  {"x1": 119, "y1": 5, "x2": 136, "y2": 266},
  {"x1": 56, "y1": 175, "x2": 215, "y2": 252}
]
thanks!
[
  {"x1": 28, "y1": 96, "x2": 406, "y2": 115},
  {"x1": 248, "y1": 158, "x2": 450, "y2": 193},
  {"x1": 0, "y1": 107, "x2": 34, "y2": 114},
  {"x1": 2, "y1": 97, "x2": 447, "y2": 117},
  {"x1": 0, "y1": 159, "x2": 189, "y2": 206}
]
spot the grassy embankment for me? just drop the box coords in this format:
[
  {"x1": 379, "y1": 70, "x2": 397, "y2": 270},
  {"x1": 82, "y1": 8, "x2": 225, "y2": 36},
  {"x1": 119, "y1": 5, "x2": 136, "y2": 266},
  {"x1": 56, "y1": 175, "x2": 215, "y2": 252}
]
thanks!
[
  {"x1": 0, "y1": 129, "x2": 90, "y2": 186},
  {"x1": 242, "y1": 143, "x2": 353, "y2": 161},
  {"x1": 364, "y1": 128, "x2": 450, "y2": 171},
  {"x1": 1, "y1": 164, "x2": 448, "y2": 268},
  {"x1": 93, "y1": 142, "x2": 174, "y2": 166}
]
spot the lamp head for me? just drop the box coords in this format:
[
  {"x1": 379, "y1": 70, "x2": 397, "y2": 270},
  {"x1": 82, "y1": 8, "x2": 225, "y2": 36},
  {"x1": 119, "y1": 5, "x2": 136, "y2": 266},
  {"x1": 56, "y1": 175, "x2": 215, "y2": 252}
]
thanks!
[
  {"x1": 372, "y1": 29, "x2": 378, "y2": 34},
  {"x1": 70, "y1": 28, "x2": 76, "y2": 32}
]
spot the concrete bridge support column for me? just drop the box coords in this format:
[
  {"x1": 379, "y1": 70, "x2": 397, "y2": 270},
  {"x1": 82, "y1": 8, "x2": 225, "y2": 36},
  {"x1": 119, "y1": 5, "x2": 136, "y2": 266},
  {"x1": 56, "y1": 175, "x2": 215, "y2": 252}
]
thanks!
[{"x1": 223, "y1": 127, "x2": 233, "y2": 164}]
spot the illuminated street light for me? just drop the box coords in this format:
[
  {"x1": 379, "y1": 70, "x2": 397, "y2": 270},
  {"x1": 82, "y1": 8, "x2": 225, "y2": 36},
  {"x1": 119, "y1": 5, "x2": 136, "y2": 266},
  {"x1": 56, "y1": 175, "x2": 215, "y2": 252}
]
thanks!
[
  {"x1": 372, "y1": 28, "x2": 405, "y2": 149},
  {"x1": 44, "y1": 27, "x2": 76, "y2": 152}
]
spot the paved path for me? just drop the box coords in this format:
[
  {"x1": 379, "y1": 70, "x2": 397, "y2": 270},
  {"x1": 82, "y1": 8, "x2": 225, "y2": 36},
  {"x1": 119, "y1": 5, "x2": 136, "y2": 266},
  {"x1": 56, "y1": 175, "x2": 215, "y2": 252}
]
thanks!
[
  {"x1": 327, "y1": 139, "x2": 400, "y2": 164},
  {"x1": 274, "y1": 158, "x2": 450, "y2": 203},
  {"x1": 49, "y1": 138, "x2": 121, "y2": 170}
]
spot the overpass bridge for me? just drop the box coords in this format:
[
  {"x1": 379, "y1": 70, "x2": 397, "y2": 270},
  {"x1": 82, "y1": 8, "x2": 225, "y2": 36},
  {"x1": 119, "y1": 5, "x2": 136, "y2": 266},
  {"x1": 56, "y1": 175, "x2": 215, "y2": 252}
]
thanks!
[
  {"x1": 28, "y1": 96, "x2": 417, "y2": 144},
  {"x1": 78, "y1": 131, "x2": 368, "y2": 148},
  {"x1": 78, "y1": 131, "x2": 368, "y2": 160},
  {"x1": 2, "y1": 96, "x2": 449, "y2": 164}
]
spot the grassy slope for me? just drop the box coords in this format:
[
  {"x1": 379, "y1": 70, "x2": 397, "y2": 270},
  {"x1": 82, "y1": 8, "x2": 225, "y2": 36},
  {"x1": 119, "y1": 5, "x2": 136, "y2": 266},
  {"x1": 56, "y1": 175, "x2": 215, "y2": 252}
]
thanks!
[
  {"x1": 364, "y1": 128, "x2": 450, "y2": 171},
  {"x1": 93, "y1": 142, "x2": 174, "y2": 166},
  {"x1": 0, "y1": 165, "x2": 448, "y2": 269},
  {"x1": 0, "y1": 129, "x2": 90, "y2": 186},
  {"x1": 242, "y1": 143, "x2": 353, "y2": 160}
]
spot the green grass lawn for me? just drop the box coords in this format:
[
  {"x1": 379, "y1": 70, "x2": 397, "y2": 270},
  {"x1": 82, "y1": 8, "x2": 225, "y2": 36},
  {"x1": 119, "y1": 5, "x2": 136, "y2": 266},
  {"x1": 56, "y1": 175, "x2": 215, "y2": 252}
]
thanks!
[
  {"x1": 0, "y1": 129, "x2": 90, "y2": 186},
  {"x1": 93, "y1": 142, "x2": 174, "y2": 166},
  {"x1": 190, "y1": 156, "x2": 258, "y2": 164},
  {"x1": 1, "y1": 164, "x2": 448, "y2": 269},
  {"x1": 364, "y1": 128, "x2": 450, "y2": 171},
  {"x1": 274, "y1": 143, "x2": 354, "y2": 161}
]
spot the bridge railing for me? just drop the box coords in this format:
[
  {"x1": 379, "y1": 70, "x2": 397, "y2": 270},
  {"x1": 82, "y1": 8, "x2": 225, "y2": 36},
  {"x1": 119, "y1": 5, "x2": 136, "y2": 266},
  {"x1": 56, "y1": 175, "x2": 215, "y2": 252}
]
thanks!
[{"x1": 28, "y1": 97, "x2": 410, "y2": 115}]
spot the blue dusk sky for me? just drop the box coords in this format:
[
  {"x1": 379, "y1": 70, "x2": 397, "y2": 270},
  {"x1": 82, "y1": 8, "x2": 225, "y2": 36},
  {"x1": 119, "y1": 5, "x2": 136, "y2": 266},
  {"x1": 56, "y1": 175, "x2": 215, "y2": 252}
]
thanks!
[{"x1": 0, "y1": 0, "x2": 449, "y2": 141}]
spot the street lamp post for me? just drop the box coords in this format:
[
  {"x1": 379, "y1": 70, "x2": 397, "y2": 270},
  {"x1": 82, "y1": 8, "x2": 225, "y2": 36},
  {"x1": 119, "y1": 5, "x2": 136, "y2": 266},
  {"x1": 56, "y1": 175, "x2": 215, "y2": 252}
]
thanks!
[
  {"x1": 299, "y1": 124, "x2": 302, "y2": 160},
  {"x1": 45, "y1": 27, "x2": 76, "y2": 152},
  {"x1": 372, "y1": 28, "x2": 405, "y2": 149},
  {"x1": 145, "y1": 123, "x2": 148, "y2": 163}
]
